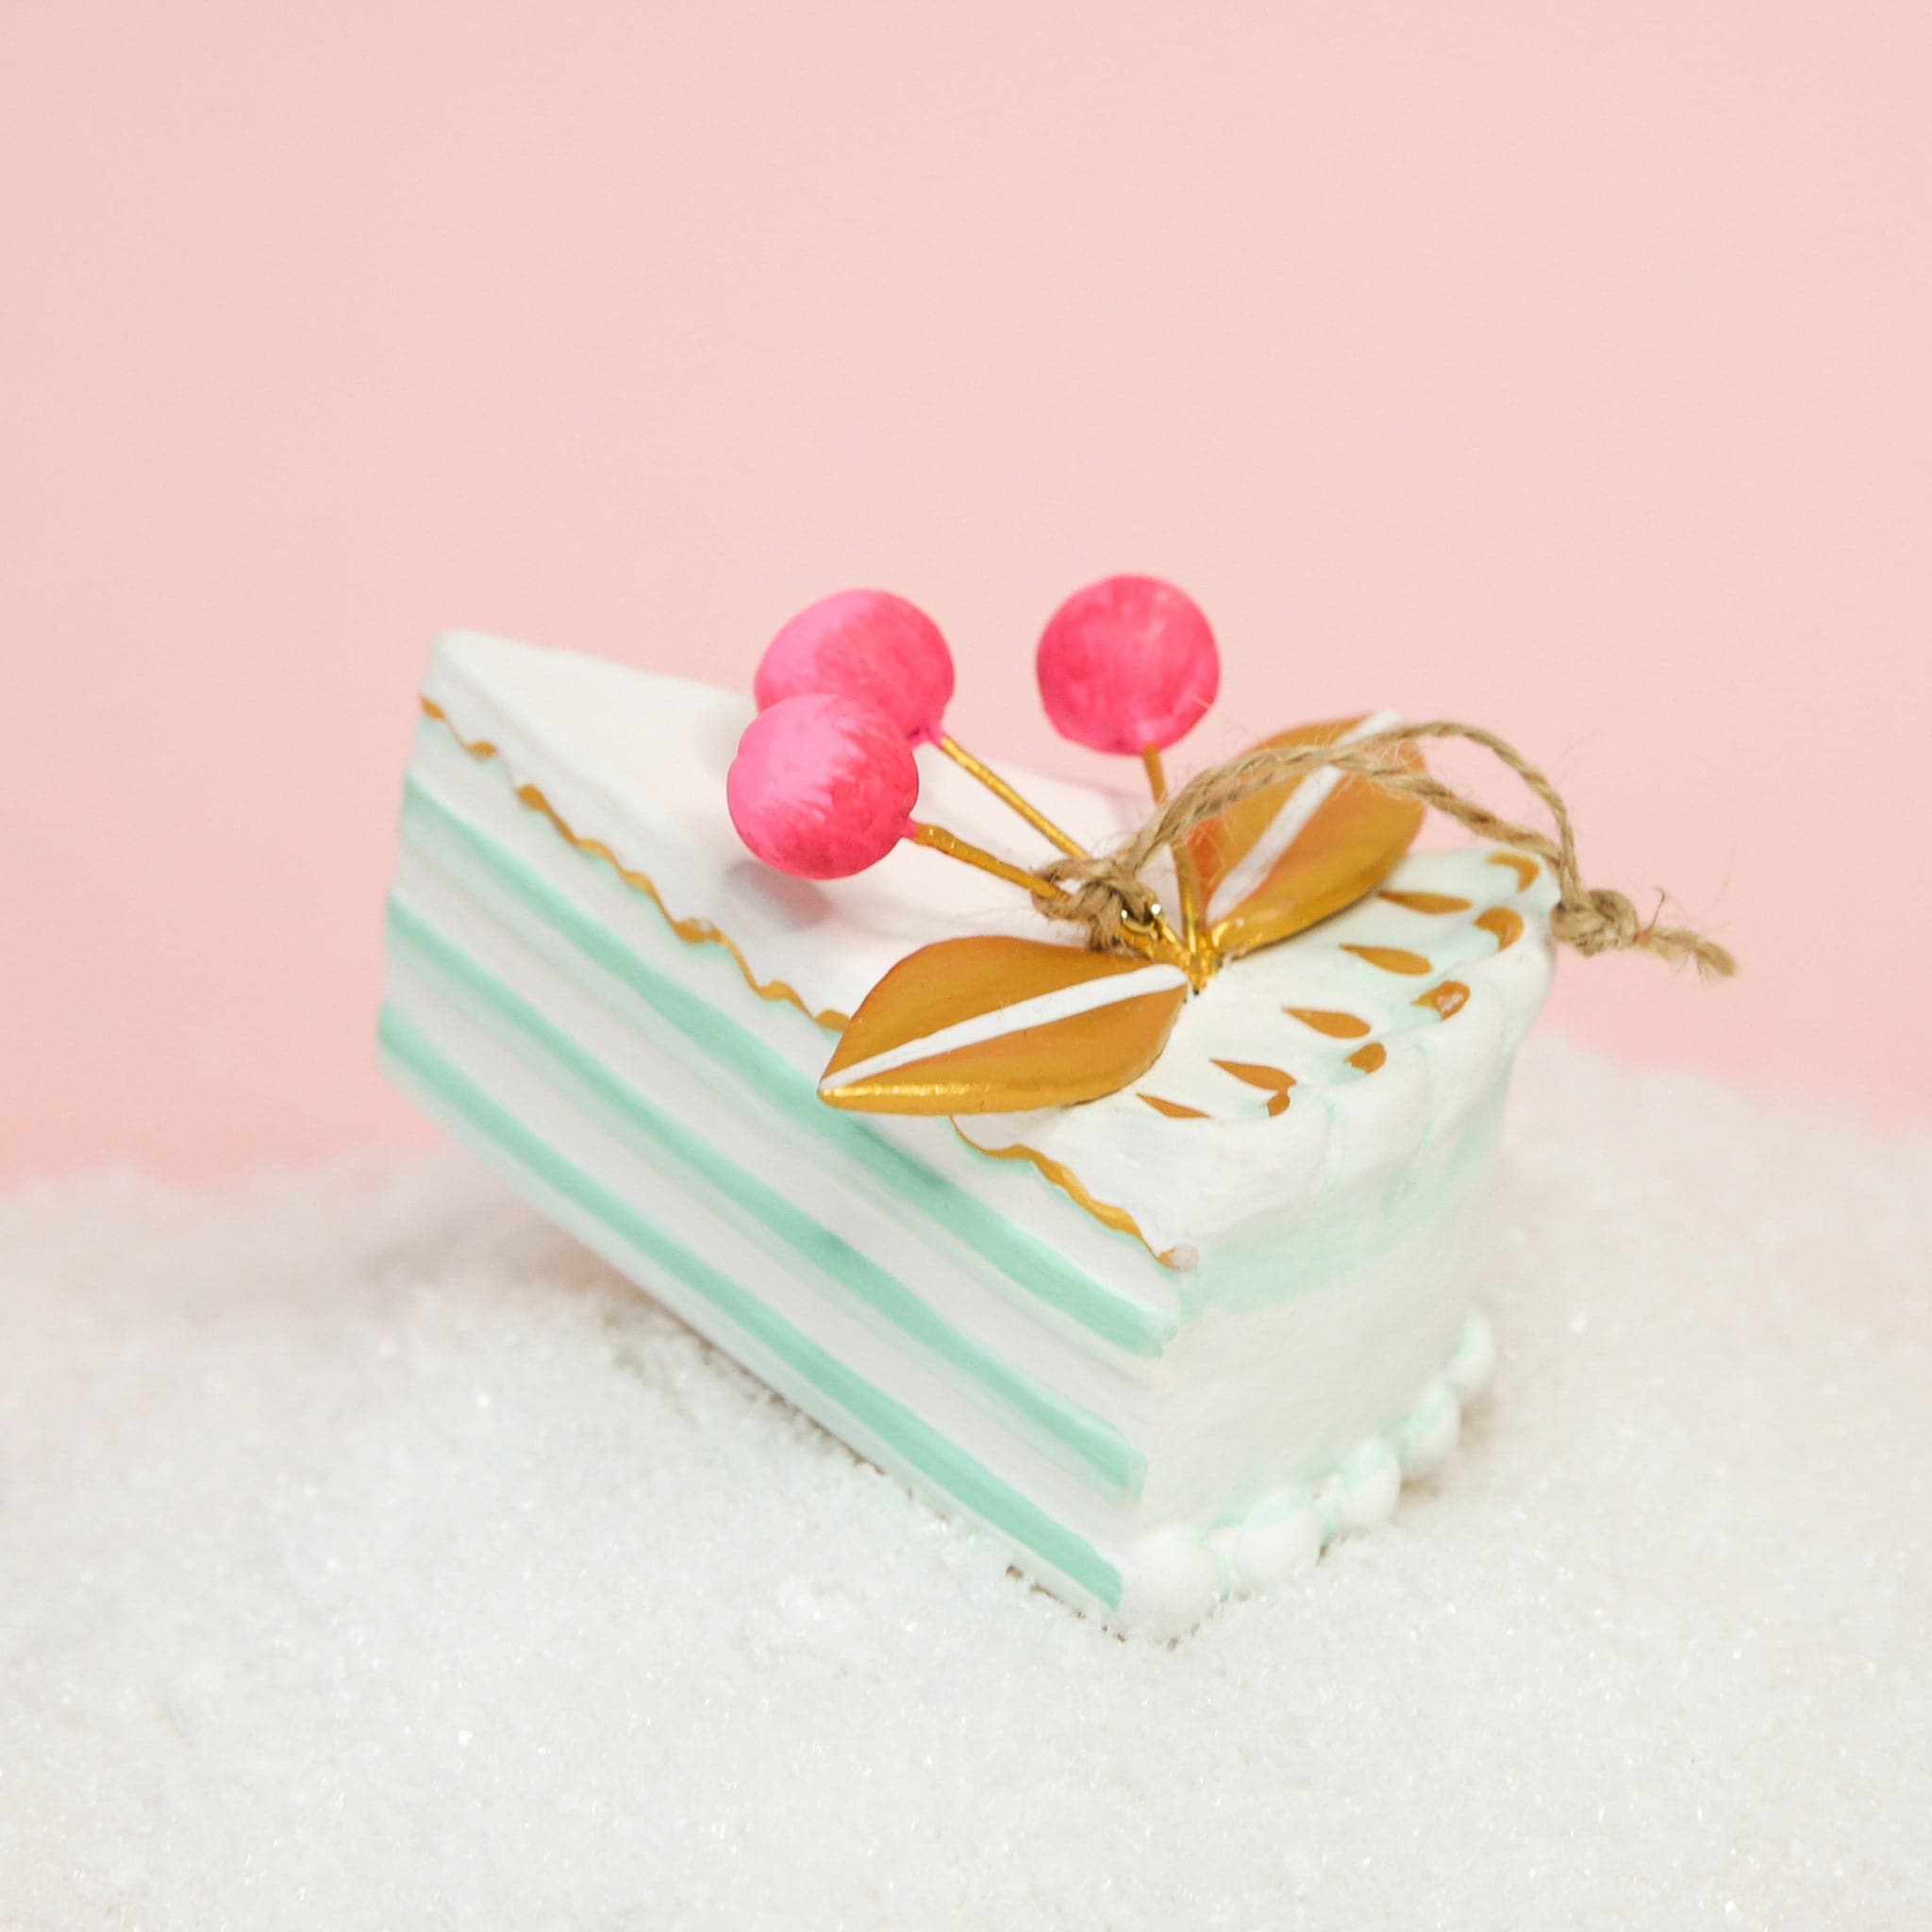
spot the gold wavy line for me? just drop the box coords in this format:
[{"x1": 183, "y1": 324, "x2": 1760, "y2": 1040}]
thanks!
[
  {"x1": 420, "y1": 695, "x2": 1184, "y2": 1266},
  {"x1": 421, "y1": 697, "x2": 849, "y2": 1031},
  {"x1": 953, "y1": 1124, "x2": 1180, "y2": 1267}
]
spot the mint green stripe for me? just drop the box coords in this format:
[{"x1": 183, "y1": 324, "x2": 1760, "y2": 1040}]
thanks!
[
  {"x1": 388, "y1": 896, "x2": 1142, "y2": 1496},
  {"x1": 398, "y1": 773, "x2": 1171, "y2": 1357},
  {"x1": 378, "y1": 1005, "x2": 1121, "y2": 1609}
]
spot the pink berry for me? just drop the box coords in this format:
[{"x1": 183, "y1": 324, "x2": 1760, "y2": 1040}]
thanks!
[
  {"x1": 726, "y1": 691, "x2": 920, "y2": 880},
  {"x1": 754, "y1": 590, "x2": 956, "y2": 745},
  {"x1": 1035, "y1": 575, "x2": 1220, "y2": 755}
]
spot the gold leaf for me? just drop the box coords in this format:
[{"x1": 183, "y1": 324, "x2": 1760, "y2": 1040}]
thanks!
[
  {"x1": 819, "y1": 936, "x2": 1189, "y2": 1115},
  {"x1": 1184, "y1": 717, "x2": 1426, "y2": 960}
]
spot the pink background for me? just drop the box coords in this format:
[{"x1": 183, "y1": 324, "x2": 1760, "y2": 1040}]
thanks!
[{"x1": 4, "y1": 5, "x2": 1927, "y2": 1182}]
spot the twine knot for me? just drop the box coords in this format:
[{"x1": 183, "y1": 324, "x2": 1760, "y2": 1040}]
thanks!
[
  {"x1": 1028, "y1": 719, "x2": 1736, "y2": 983},
  {"x1": 1549, "y1": 885, "x2": 1643, "y2": 957},
  {"x1": 1034, "y1": 852, "x2": 1166, "y2": 951}
]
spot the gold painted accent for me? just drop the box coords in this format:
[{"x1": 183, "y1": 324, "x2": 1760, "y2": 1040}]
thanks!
[
  {"x1": 935, "y1": 734, "x2": 1088, "y2": 858},
  {"x1": 1139, "y1": 1091, "x2": 1209, "y2": 1120},
  {"x1": 1286, "y1": 1007, "x2": 1374, "y2": 1040},
  {"x1": 419, "y1": 698, "x2": 850, "y2": 1031},
  {"x1": 954, "y1": 1124, "x2": 1181, "y2": 1267},
  {"x1": 1378, "y1": 889, "x2": 1474, "y2": 915},
  {"x1": 1186, "y1": 717, "x2": 1426, "y2": 959},
  {"x1": 1210, "y1": 1058, "x2": 1297, "y2": 1093},
  {"x1": 420, "y1": 697, "x2": 499, "y2": 755},
  {"x1": 1341, "y1": 943, "x2": 1433, "y2": 976},
  {"x1": 1348, "y1": 1041, "x2": 1388, "y2": 1074},
  {"x1": 1475, "y1": 907, "x2": 1524, "y2": 951},
  {"x1": 819, "y1": 935, "x2": 1187, "y2": 1115},
  {"x1": 1489, "y1": 851, "x2": 1542, "y2": 891},
  {"x1": 1414, "y1": 979, "x2": 1471, "y2": 1020},
  {"x1": 1142, "y1": 744, "x2": 1206, "y2": 967},
  {"x1": 1212, "y1": 1057, "x2": 1296, "y2": 1117}
]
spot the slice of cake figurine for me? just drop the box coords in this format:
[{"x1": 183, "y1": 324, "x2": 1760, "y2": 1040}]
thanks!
[{"x1": 380, "y1": 575, "x2": 1731, "y2": 1636}]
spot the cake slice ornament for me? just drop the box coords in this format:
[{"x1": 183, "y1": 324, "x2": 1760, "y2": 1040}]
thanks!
[{"x1": 381, "y1": 578, "x2": 1732, "y2": 1636}]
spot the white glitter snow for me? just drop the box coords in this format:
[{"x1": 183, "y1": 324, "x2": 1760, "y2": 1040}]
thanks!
[{"x1": 2, "y1": 1037, "x2": 1926, "y2": 1930}]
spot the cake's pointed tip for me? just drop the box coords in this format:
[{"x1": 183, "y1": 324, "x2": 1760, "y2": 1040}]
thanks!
[{"x1": 426, "y1": 625, "x2": 555, "y2": 678}]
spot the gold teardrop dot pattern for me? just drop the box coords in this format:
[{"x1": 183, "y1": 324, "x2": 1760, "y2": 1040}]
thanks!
[
  {"x1": 1211, "y1": 1058, "x2": 1297, "y2": 1116},
  {"x1": 974, "y1": 842, "x2": 1546, "y2": 1143},
  {"x1": 1377, "y1": 890, "x2": 1473, "y2": 914},
  {"x1": 1340, "y1": 944, "x2": 1433, "y2": 976},
  {"x1": 1286, "y1": 1008, "x2": 1374, "y2": 1040},
  {"x1": 1139, "y1": 1092, "x2": 1210, "y2": 1120},
  {"x1": 1211, "y1": 1058, "x2": 1296, "y2": 1091}
]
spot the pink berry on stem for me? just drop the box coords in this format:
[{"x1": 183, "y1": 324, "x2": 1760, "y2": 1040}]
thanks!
[
  {"x1": 758, "y1": 586, "x2": 1095, "y2": 862},
  {"x1": 754, "y1": 590, "x2": 956, "y2": 745},
  {"x1": 727, "y1": 691, "x2": 920, "y2": 879},
  {"x1": 1036, "y1": 575, "x2": 1220, "y2": 755}
]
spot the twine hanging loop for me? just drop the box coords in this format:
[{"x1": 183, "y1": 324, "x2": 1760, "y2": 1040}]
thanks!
[{"x1": 1031, "y1": 720, "x2": 1736, "y2": 981}]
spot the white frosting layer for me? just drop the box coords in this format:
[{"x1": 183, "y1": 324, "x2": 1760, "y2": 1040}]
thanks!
[{"x1": 422, "y1": 629, "x2": 1557, "y2": 1262}]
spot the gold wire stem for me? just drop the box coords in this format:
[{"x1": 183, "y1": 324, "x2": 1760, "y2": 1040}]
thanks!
[
  {"x1": 1141, "y1": 745, "x2": 1207, "y2": 975},
  {"x1": 908, "y1": 821, "x2": 1074, "y2": 899},
  {"x1": 937, "y1": 738, "x2": 1195, "y2": 972},
  {"x1": 935, "y1": 735, "x2": 1089, "y2": 858}
]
